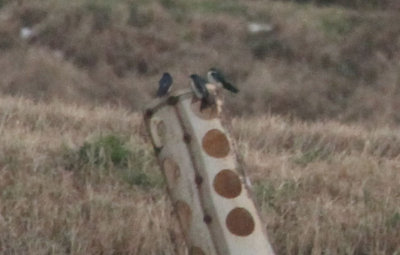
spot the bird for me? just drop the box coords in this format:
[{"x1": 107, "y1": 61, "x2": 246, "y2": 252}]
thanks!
[
  {"x1": 189, "y1": 74, "x2": 215, "y2": 111},
  {"x1": 156, "y1": 72, "x2": 173, "y2": 97},
  {"x1": 207, "y1": 68, "x2": 239, "y2": 93}
]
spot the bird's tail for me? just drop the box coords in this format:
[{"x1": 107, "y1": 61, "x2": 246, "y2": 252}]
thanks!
[{"x1": 223, "y1": 82, "x2": 239, "y2": 93}]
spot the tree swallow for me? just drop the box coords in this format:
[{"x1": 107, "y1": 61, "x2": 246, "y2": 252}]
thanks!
[
  {"x1": 189, "y1": 74, "x2": 215, "y2": 111},
  {"x1": 156, "y1": 72, "x2": 173, "y2": 97},
  {"x1": 207, "y1": 68, "x2": 239, "y2": 93}
]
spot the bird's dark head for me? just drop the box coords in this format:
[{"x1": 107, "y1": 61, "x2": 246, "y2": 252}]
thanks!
[
  {"x1": 208, "y1": 67, "x2": 221, "y2": 78},
  {"x1": 163, "y1": 72, "x2": 171, "y2": 77},
  {"x1": 190, "y1": 74, "x2": 198, "y2": 80},
  {"x1": 207, "y1": 68, "x2": 221, "y2": 83}
]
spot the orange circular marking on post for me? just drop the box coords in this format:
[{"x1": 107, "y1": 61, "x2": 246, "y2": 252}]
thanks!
[
  {"x1": 191, "y1": 97, "x2": 218, "y2": 120},
  {"x1": 175, "y1": 201, "x2": 192, "y2": 235},
  {"x1": 202, "y1": 129, "x2": 230, "y2": 158},
  {"x1": 226, "y1": 207, "x2": 255, "y2": 236},
  {"x1": 213, "y1": 169, "x2": 242, "y2": 198},
  {"x1": 189, "y1": 246, "x2": 206, "y2": 255},
  {"x1": 163, "y1": 158, "x2": 180, "y2": 186}
]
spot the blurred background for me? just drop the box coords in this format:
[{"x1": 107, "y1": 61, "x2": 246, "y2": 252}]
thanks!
[{"x1": 1, "y1": 0, "x2": 399, "y2": 125}]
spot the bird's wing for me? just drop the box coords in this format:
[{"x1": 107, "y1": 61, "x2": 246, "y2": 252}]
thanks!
[
  {"x1": 212, "y1": 71, "x2": 239, "y2": 93},
  {"x1": 156, "y1": 84, "x2": 168, "y2": 97},
  {"x1": 157, "y1": 77, "x2": 172, "y2": 96},
  {"x1": 198, "y1": 82, "x2": 209, "y2": 98},
  {"x1": 165, "y1": 74, "x2": 173, "y2": 86},
  {"x1": 222, "y1": 82, "x2": 239, "y2": 93},
  {"x1": 212, "y1": 71, "x2": 226, "y2": 83},
  {"x1": 191, "y1": 80, "x2": 203, "y2": 98},
  {"x1": 196, "y1": 77, "x2": 209, "y2": 97}
]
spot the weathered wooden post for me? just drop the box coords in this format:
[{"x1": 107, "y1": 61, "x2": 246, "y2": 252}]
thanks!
[{"x1": 144, "y1": 88, "x2": 275, "y2": 255}]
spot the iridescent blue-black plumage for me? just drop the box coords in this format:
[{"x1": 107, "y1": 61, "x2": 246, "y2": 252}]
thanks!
[
  {"x1": 189, "y1": 74, "x2": 208, "y2": 98},
  {"x1": 189, "y1": 74, "x2": 214, "y2": 110},
  {"x1": 207, "y1": 68, "x2": 239, "y2": 93},
  {"x1": 156, "y1": 72, "x2": 173, "y2": 97}
]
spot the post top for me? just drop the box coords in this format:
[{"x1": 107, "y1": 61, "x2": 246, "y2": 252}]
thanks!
[{"x1": 143, "y1": 88, "x2": 193, "y2": 116}]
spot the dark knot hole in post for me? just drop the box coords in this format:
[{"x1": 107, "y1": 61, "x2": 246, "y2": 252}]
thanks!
[
  {"x1": 195, "y1": 174, "x2": 203, "y2": 186},
  {"x1": 203, "y1": 214, "x2": 212, "y2": 224},
  {"x1": 183, "y1": 133, "x2": 192, "y2": 144},
  {"x1": 167, "y1": 96, "x2": 179, "y2": 105},
  {"x1": 144, "y1": 109, "x2": 153, "y2": 119}
]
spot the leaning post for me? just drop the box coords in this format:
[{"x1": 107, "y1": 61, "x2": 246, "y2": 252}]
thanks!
[{"x1": 143, "y1": 88, "x2": 275, "y2": 255}]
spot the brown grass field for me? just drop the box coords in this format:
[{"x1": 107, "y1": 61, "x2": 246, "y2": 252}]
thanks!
[
  {"x1": 1, "y1": 95, "x2": 400, "y2": 254},
  {"x1": 0, "y1": 0, "x2": 400, "y2": 254}
]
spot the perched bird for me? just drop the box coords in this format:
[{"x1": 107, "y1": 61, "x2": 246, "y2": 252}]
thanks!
[
  {"x1": 189, "y1": 74, "x2": 215, "y2": 110},
  {"x1": 156, "y1": 72, "x2": 173, "y2": 97},
  {"x1": 207, "y1": 68, "x2": 239, "y2": 93}
]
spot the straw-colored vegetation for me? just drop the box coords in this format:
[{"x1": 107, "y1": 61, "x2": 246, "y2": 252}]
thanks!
[
  {"x1": 0, "y1": 0, "x2": 400, "y2": 254},
  {"x1": 1, "y1": 95, "x2": 400, "y2": 254},
  {"x1": 1, "y1": 0, "x2": 400, "y2": 123}
]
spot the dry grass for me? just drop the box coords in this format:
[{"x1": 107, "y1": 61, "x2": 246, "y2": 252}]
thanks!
[
  {"x1": 0, "y1": 96, "x2": 184, "y2": 254},
  {"x1": 0, "y1": 0, "x2": 400, "y2": 123},
  {"x1": 233, "y1": 116, "x2": 400, "y2": 254},
  {"x1": 0, "y1": 96, "x2": 399, "y2": 254}
]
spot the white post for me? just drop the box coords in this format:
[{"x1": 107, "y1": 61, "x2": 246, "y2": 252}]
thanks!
[{"x1": 144, "y1": 89, "x2": 275, "y2": 255}]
